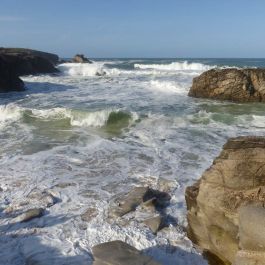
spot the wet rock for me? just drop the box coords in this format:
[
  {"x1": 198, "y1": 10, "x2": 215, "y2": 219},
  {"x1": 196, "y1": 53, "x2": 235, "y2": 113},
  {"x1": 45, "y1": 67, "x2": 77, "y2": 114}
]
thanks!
[
  {"x1": 108, "y1": 187, "x2": 171, "y2": 218},
  {"x1": 157, "y1": 177, "x2": 178, "y2": 193},
  {"x1": 108, "y1": 187, "x2": 150, "y2": 218},
  {"x1": 72, "y1": 54, "x2": 92, "y2": 63},
  {"x1": 81, "y1": 207, "x2": 98, "y2": 222},
  {"x1": 15, "y1": 208, "x2": 44, "y2": 222},
  {"x1": 189, "y1": 68, "x2": 265, "y2": 102},
  {"x1": 54, "y1": 182, "x2": 76, "y2": 189},
  {"x1": 92, "y1": 240, "x2": 161, "y2": 265},
  {"x1": 142, "y1": 215, "x2": 165, "y2": 234},
  {"x1": 27, "y1": 190, "x2": 59, "y2": 208},
  {"x1": 185, "y1": 136, "x2": 265, "y2": 265}
]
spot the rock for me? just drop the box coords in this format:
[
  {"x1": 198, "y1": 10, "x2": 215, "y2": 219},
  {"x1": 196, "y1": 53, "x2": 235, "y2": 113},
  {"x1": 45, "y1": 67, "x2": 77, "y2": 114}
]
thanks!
[
  {"x1": 81, "y1": 207, "x2": 98, "y2": 222},
  {"x1": 0, "y1": 48, "x2": 59, "y2": 92},
  {"x1": 142, "y1": 215, "x2": 165, "y2": 234},
  {"x1": 15, "y1": 208, "x2": 44, "y2": 222},
  {"x1": 72, "y1": 54, "x2": 92, "y2": 63},
  {"x1": 185, "y1": 136, "x2": 265, "y2": 265},
  {"x1": 188, "y1": 68, "x2": 265, "y2": 102},
  {"x1": 92, "y1": 240, "x2": 161, "y2": 265},
  {"x1": 0, "y1": 55, "x2": 25, "y2": 92},
  {"x1": 0, "y1": 48, "x2": 59, "y2": 65},
  {"x1": 108, "y1": 187, "x2": 171, "y2": 218}
]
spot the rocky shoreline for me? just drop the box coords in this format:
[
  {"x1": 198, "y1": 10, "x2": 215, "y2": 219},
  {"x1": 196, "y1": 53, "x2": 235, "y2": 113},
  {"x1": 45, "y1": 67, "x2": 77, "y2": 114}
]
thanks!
[
  {"x1": 185, "y1": 136, "x2": 265, "y2": 265},
  {"x1": 0, "y1": 48, "x2": 93, "y2": 93}
]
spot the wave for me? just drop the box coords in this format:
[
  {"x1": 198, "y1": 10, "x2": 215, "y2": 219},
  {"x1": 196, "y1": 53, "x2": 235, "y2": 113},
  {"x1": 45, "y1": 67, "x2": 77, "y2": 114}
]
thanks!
[
  {"x1": 149, "y1": 80, "x2": 188, "y2": 94},
  {"x1": 134, "y1": 61, "x2": 214, "y2": 71},
  {"x1": 57, "y1": 62, "x2": 106, "y2": 77},
  {"x1": 0, "y1": 104, "x2": 137, "y2": 131}
]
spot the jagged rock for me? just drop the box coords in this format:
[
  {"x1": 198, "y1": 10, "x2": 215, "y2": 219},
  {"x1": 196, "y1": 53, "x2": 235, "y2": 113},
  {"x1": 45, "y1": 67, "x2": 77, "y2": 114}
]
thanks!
[
  {"x1": 92, "y1": 240, "x2": 161, "y2": 265},
  {"x1": 15, "y1": 208, "x2": 44, "y2": 222},
  {"x1": 108, "y1": 186, "x2": 171, "y2": 218},
  {"x1": 72, "y1": 54, "x2": 92, "y2": 63},
  {"x1": 185, "y1": 136, "x2": 265, "y2": 265},
  {"x1": 188, "y1": 68, "x2": 265, "y2": 102},
  {"x1": 142, "y1": 215, "x2": 165, "y2": 234}
]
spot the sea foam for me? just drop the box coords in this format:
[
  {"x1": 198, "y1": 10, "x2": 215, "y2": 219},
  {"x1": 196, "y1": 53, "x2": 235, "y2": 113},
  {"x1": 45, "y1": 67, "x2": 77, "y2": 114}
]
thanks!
[{"x1": 135, "y1": 61, "x2": 214, "y2": 71}]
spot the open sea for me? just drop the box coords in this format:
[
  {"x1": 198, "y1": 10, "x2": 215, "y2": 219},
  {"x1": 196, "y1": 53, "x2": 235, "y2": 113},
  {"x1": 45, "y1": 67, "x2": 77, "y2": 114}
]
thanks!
[{"x1": 1, "y1": 58, "x2": 265, "y2": 265}]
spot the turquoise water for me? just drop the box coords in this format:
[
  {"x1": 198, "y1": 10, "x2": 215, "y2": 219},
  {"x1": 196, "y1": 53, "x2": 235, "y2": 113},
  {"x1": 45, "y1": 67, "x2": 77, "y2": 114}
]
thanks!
[{"x1": 0, "y1": 59, "x2": 265, "y2": 265}]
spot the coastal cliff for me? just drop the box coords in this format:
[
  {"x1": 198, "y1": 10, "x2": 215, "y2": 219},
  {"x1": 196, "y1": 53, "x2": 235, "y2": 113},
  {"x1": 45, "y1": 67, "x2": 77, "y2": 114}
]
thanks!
[
  {"x1": 189, "y1": 68, "x2": 265, "y2": 102},
  {"x1": 185, "y1": 136, "x2": 265, "y2": 265},
  {"x1": 0, "y1": 48, "x2": 59, "y2": 92}
]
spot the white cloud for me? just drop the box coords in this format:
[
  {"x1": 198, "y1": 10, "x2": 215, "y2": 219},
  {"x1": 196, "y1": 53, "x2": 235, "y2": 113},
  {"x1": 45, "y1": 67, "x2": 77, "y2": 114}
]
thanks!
[{"x1": 0, "y1": 16, "x2": 26, "y2": 22}]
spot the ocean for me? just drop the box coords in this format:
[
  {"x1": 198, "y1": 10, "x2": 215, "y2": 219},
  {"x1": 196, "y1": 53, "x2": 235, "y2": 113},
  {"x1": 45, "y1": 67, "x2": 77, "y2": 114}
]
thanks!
[{"x1": 1, "y1": 58, "x2": 265, "y2": 265}]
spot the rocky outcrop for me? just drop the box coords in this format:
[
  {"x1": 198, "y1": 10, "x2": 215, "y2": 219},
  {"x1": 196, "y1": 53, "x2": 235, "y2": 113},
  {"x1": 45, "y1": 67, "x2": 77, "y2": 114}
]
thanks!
[
  {"x1": 92, "y1": 240, "x2": 161, "y2": 265},
  {"x1": 0, "y1": 55, "x2": 25, "y2": 92},
  {"x1": 0, "y1": 48, "x2": 59, "y2": 65},
  {"x1": 0, "y1": 48, "x2": 59, "y2": 92},
  {"x1": 188, "y1": 68, "x2": 265, "y2": 102},
  {"x1": 185, "y1": 136, "x2": 265, "y2": 265},
  {"x1": 72, "y1": 54, "x2": 92, "y2": 63},
  {"x1": 108, "y1": 186, "x2": 171, "y2": 234}
]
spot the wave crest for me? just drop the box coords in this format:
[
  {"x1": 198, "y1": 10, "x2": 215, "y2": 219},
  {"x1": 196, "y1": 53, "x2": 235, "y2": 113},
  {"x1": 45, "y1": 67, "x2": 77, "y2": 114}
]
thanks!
[
  {"x1": 134, "y1": 61, "x2": 214, "y2": 71},
  {"x1": 57, "y1": 63, "x2": 106, "y2": 77}
]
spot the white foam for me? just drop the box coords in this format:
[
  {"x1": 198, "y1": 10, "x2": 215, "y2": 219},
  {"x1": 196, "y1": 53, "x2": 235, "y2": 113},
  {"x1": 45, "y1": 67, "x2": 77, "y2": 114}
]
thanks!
[
  {"x1": 57, "y1": 62, "x2": 106, "y2": 77},
  {"x1": 0, "y1": 104, "x2": 23, "y2": 127},
  {"x1": 134, "y1": 61, "x2": 214, "y2": 71},
  {"x1": 149, "y1": 80, "x2": 188, "y2": 94}
]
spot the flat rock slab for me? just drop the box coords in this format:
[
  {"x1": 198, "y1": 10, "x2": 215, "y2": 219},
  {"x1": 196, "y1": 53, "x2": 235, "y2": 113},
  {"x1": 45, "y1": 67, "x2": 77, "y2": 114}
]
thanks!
[{"x1": 92, "y1": 241, "x2": 161, "y2": 265}]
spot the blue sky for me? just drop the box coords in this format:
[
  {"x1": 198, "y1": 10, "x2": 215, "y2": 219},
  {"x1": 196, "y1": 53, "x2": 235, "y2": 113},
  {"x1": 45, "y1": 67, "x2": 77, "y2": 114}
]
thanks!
[{"x1": 0, "y1": 0, "x2": 265, "y2": 58}]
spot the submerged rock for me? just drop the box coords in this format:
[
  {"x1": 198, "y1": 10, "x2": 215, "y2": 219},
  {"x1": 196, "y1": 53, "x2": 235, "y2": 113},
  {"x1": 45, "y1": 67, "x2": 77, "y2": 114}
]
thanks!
[
  {"x1": 185, "y1": 136, "x2": 265, "y2": 265},
  {"x1": 188, "y1": 68, "x2": 265, "y2": 102},
  {"x1": 92, "y1": 240, "x2": 161, "y2": 265},
  {"x1": 80, "y1": 207, "x2": 98, "y2": 222},
  {"x1": 15, "y1": 208, "x2": 44, "y2": 222}
]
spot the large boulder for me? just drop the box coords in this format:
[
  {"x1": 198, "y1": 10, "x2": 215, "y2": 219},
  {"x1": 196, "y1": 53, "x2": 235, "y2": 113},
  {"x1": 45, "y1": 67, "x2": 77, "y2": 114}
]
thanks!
[
  {"x1": 0, "y1": 48, "x2": 59, "y2": 65},
  {"x1": 188, "y1": 68, "x2": 265, "y2": 102},
  {"x1": 72, "y1": 54, "x2": 92, "y2": 63},
  {"x1": 185, "y1": 136, "x2": 265, "y2": 265},
  {"x1": 0, "y1": 55, "x2": 25, "y2": 92},
  {"x1": 0, "y1": 48, "x2": 60, "y2": 92}
]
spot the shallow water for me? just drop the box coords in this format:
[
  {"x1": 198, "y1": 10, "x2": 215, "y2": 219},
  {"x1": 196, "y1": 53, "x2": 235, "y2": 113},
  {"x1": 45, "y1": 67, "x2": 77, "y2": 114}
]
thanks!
[{"x1": 1, "y1": 58, "x2": 265, "y2": 265}]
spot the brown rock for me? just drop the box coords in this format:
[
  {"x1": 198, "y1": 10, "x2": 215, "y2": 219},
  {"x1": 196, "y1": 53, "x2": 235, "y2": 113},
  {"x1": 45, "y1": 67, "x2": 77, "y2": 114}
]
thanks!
[
  {"x1": 81, "y1": 207, "x2": 98, "y2": 222},
  {"x1": 188, "y1": 68, "x2": 265, "y2": 102},
  {"x1": 72, "y1": 54, "x2": 92, "y2": 63},
  {"x1": 92, "y1": 240, "x2": 161, "y2": 265},
  {"x1": 185, "y1": 136, "x2": 265, "y2": 265},
  {"x1": 15, "y1": 208, "x2": 44, "y2": 222}
]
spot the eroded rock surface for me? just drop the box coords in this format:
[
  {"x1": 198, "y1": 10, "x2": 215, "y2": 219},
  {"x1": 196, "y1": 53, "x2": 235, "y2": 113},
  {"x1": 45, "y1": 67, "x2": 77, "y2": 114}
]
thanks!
[
  {"x1": 92, "y1": 240, "x2": 161, "y2": 265},
  {"x1": 189, "y1": 68, "x2": 265, "y2": 102},
  {"x1": 185, "y1": 136, "x2": 265, "y2": 265}
]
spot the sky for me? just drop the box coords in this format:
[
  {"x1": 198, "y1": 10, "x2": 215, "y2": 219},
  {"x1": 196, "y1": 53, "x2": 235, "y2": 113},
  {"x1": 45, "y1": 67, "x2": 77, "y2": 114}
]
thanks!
[{"x1": 0, "y1": 0, "x2": 265, "y2": 58}]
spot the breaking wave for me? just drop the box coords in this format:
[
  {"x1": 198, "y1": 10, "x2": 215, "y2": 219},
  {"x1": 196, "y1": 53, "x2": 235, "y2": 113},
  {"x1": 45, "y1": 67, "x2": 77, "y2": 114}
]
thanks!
[
  {"x1": 57, "y1": 62, "x2": 106, "y2": 77},
  {"x1": 134, "y1": 61, "x2": 214, "y2": 71},
  {"x1": 0, "y1": 104, "x2": 137, "y2": 130}
]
